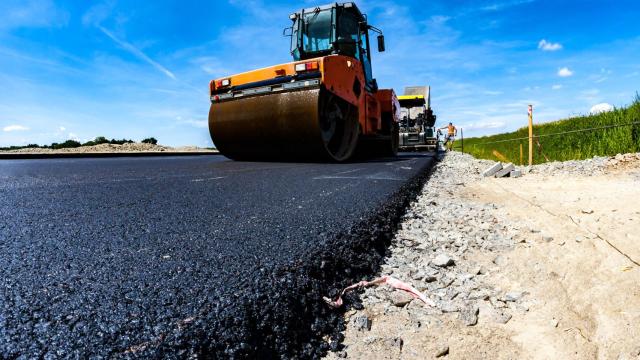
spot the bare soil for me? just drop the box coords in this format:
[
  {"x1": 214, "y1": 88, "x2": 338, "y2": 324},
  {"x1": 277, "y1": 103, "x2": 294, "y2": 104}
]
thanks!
[
  {"x1": 1, "y1": 143, "x2": 217, "y2": 154},
  {"x1": 326, "y1": 152, "x2": 640, "y2": 360}
]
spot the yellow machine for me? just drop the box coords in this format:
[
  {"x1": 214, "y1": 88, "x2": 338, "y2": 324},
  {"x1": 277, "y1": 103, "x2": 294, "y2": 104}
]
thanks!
[
  {"x1": 398, "y1": 86, "x2": 437, "y2": 151},
  {"x1": 208, "y1": 2, "x2": 400, "y2": 161}
]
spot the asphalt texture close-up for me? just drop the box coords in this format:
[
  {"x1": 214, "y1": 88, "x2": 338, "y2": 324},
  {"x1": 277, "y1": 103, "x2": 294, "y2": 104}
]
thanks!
[{"x1": 0, "y1": 153, "x2": 436, "y2": 358}]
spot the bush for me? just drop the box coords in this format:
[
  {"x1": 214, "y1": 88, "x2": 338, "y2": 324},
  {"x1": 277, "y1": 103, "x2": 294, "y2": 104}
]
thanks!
[
  {"x1": 82, "y1": 136, "x2": 110, "y2": 147},
  {"x1": 108, "y1": 138, "x2": 134, "y2": 145},
  {"x1": 141, "y1": 137, "x2": 158, "y2": 145},
  {"x1": 52, "y1": 140, "x2": 82, "y2": 149}
]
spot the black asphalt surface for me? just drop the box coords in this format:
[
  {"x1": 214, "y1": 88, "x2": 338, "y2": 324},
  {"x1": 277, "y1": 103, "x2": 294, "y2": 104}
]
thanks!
[{"x1": 0, "y1": 154, "x2": 436, "y2": 358}]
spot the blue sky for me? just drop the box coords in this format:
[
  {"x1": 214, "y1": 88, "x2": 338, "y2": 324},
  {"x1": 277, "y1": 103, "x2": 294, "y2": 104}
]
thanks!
[{"x1": 1, "y1": 0, "x2": 639, "y2": 147}]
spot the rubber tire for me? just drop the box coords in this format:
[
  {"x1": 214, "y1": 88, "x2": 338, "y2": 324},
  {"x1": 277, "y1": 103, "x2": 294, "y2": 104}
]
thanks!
[{"x1": 387, "y1": 122, "x2": 399, "y2": 157}]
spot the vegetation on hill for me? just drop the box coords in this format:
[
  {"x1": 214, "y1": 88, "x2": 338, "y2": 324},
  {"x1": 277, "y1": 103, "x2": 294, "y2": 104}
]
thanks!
[
  {"x1": 457, "y1": 96, "x2": 640, "y2": 164},
  {"x1": 141, "y1": 137, "x2": 158, "y2": 145},
  {"x1": 1, "y1": 136, "x2": 146, "y2": 151}
]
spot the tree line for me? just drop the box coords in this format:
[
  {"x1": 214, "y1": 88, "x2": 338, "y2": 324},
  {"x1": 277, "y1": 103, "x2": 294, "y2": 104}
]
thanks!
[{"x1": 1, "y1": 136, "x2": 158, "y2": 151}]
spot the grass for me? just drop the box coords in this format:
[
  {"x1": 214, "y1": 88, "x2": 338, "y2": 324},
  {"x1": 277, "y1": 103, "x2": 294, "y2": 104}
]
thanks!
[{"x1": 456, "y1": 95, "x2": 640, "y2": 165}]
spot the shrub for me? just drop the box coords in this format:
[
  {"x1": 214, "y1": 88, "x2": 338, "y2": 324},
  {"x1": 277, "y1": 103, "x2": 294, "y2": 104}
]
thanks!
[
  {"x1": 52, "y1": 140, "x2": 82, "y2": 149},
  {"x1": 141, "y1": 137, "x2": 158, "y2": 145},
  {"x1": 82, "y1": 136, "x2": 110, "y2": 147},
  {"x1": 108, "y1": 138, "x2": 134, "y2": 145}
]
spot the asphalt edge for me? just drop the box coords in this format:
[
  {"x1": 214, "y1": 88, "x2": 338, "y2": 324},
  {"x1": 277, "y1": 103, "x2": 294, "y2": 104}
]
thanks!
[
  {"x1": 307, "y1": 153, "x2": 442, "y2": 357},
  {"x1": 0, "y1": 152, "x2": 221, "y2": 160},
  {"x1": 176, "y1": 153, "x2": 442, "y2": 358}
]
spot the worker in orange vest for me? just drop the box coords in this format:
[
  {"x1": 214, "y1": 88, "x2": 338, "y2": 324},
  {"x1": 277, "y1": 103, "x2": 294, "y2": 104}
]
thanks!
[{"x1": 438, "y1": 122, "x2": 457, "y2": 151}]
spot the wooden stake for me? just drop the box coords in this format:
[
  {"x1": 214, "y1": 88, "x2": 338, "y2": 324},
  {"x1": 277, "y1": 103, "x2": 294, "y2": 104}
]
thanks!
[
  {"x1": 528, "y1": 105, "x2": 533, "y2": 166},
  {"x1": 520, "y1": 143, "x2": 523, "y2": 165}
]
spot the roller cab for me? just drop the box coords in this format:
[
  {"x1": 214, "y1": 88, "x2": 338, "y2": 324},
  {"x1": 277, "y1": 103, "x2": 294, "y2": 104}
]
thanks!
[{"x1": 209, "y1": 2, "x2": 399, "y2": 161}]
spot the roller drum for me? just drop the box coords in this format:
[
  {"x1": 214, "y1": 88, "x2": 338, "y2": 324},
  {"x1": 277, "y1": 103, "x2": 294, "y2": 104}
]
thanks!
[{"x1": 209, "y1": 88, "x2": 358, "y2": 161}]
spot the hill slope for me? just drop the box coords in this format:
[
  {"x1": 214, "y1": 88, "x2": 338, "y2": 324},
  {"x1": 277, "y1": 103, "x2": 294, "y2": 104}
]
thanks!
[{"x1": 459, "y1": 97, "x2": 640, "y2": 164}]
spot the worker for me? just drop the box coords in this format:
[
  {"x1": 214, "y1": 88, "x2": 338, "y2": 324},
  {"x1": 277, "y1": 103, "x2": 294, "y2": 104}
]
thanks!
[{"x1": 438, "y1": 122, "x2": 457, "y2": 151}]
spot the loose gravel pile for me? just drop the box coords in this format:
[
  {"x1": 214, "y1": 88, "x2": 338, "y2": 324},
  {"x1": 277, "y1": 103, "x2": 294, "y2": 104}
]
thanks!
[
  {"x1": 353, "y1": 152, "x2": 520, "y2": 325},
  {"x1": 329, "y1": 150, "x2": 640, "y2": 358}
]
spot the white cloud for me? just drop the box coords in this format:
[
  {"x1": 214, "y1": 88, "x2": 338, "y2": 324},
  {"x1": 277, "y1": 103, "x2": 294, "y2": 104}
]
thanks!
[
  {"x1": 182, "y1": 119, "x2": 208, "y2": 128},
  {"x1": 82, "y1": 1, "x2": 114, "y2": 26},
  {"x1": 480, "y1": 0, "x2": 535, "y2": 12},
  {"x1": 98, "y1": 26, "x2": 177, "y2": 80},
  {"x1": 558, "y1": 67, "x2": 573, "y2": 77},
  {"x1": 59, "y1": 126, "x2": 66, "y2": 131},
  {"x1": 174, "y1": 115, "x2": 207, "y2": 128},
  {"x1": 463, "y1": 121, "x2": 506, "y2": 130},
  {"x1": 590, "y1": 103, "x2": 614, "y2": 114},
  {"x1": 429, "y1": 15, "x2": 451, "y2": 25},
  {"x1": 68, "y1": 132, "x2": 80, "y2": 141},
  {"x1": 538, "y1": 39, "x2": 562, "y2": 51},
  {"x1": 0, "y1": 0, "x2": 69, "y2": 30},
  {"x1": 3, "y1": 124, "x2": 30, "y2": 132},
  {"x1": 483, "y1": 90, "x2": 503, "y2": 96},
  {"x1": 552, "y1": 84, "x2": 562, "y2": 90}
]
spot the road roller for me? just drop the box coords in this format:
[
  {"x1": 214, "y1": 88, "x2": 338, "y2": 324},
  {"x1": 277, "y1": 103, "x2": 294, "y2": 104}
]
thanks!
[{"x1": 208, "y1": 2, "x2": 400, "y2": 161}]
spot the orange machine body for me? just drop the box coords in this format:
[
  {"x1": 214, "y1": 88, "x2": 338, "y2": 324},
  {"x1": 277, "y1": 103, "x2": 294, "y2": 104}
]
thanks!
[{"x1": 210, "y1": 54, "x2": 399, "y2": 137}]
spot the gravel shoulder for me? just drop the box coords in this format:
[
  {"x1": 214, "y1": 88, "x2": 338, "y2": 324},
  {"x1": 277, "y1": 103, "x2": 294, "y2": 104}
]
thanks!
[{"x1": 325, "y1": 151, "x2": 640, "y2": 359}]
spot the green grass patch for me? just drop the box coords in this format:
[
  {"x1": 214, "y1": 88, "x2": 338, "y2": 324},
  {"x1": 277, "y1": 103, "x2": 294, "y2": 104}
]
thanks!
[{"x1": 456, "y1": 95, "x2": 640, "y2": 164}]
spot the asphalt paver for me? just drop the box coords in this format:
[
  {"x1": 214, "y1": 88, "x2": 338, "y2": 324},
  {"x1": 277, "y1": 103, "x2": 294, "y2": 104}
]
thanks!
[{"x1": 0, "y1": 154, "x2": 436, "y2": 358}]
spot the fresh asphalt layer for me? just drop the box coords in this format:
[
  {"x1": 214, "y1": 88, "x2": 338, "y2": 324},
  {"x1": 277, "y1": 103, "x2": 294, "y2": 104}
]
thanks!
[{"x1": 0, "y1": 153, "x2": 436, "y2": 358}]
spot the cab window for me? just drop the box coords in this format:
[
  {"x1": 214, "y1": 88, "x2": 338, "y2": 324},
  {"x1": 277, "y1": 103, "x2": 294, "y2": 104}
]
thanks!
[{"x1": 336, "y1": 11, "x2": 359, "y2": 59}]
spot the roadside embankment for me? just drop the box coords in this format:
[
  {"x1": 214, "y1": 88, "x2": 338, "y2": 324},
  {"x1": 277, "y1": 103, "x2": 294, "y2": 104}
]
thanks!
[
  {"x1": 326, "y1": 151, "x2": 640, "y2": 359},
  {"x1": 458, "y1": 97, "x2": 640, "y2": 164},
  {"x1": 0, "y1": 143, "x2": 218, "y2": 159}
]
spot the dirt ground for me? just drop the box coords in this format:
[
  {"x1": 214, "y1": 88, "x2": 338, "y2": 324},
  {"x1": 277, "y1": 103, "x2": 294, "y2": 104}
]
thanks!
[
  {"x1": 326, "y1": 153, "x2": 640, "y2": 360},
  {"x1": 0, "y1": 143, "x2": 216, "y2": 154}
]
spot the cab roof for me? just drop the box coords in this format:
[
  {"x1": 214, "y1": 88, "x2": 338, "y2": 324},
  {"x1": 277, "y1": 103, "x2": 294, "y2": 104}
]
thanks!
[{"x1": 290, "y1": 2, "x2": 364, "y2": 20}]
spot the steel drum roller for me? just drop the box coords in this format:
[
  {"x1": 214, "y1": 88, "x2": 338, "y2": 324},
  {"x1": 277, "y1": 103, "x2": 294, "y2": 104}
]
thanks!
[{"x1": 209, "y1": 88, "x2": 358, "y2": 161}]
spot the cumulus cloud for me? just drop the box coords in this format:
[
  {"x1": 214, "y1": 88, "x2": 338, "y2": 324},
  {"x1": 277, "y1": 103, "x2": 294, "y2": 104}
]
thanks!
[
  {"x1": 3, "y1": 124, "x2": 30, "y2": 132},
  {"x1": 558, "y1": 67, "x2": 573, "y2": 77},
  {"x1": 538, "y1": 39, "x2": 562, "y2": 51},
  {"x1": 590, "y1": 103, "x2": 614, "y2": 114}
]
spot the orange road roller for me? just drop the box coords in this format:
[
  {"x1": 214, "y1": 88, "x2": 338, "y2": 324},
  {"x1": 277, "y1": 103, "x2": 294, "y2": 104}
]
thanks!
[{"x1": 208, "y1": 2, "x2": 400, "y2": 161}]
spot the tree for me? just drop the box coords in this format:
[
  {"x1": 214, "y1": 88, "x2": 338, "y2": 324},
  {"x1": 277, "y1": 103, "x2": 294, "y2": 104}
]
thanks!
[
  {"x1": 141, "y1": 137, "x2": 158, "y2": 145},
  {"x1": 82, "y1": 136, "x2": 110, "y2": 147},
  {"x1": 52, "y1": 140, "x2": 81, "y2": 149},
  {"x1": 108, "y1": 138, "x2": 134, "y2": 145}
]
